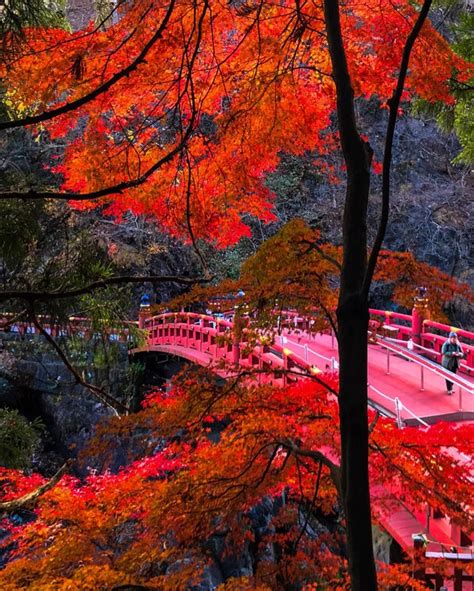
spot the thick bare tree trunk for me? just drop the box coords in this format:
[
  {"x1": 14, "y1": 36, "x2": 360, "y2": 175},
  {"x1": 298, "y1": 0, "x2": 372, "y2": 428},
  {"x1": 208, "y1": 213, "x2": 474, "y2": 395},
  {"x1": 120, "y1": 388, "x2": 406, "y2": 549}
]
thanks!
[
  {"x1": 323, "y1": 0, "x2": 433, "y2": 587},
  {"x1": 323, "y1": 1, "x2": 377, "y2": 589}
]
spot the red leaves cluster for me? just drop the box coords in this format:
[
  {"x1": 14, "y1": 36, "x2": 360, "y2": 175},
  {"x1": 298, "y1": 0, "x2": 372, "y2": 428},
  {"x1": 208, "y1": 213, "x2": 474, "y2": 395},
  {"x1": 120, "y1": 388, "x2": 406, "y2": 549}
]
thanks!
[
  {"x1": 0, "y1": 371, "x2": 472, "y2": 590},
  {"x1": 2, "y1": 0, "x2": 471, "y2": 246}
]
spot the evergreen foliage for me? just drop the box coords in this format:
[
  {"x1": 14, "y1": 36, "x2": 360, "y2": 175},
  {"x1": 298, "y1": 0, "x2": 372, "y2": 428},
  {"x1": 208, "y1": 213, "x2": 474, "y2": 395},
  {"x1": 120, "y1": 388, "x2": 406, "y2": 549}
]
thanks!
[
  {"x1": 413, "y1": 9, "x2": 474, "y2": 163},
  {"x1": 0, "y1": 408, "x2": 42, "y2": 469}
]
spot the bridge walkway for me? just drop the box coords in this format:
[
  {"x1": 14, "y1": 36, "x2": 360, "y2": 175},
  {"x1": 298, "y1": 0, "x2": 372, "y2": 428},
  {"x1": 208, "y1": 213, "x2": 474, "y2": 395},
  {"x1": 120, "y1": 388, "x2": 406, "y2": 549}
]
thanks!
[{"x1": 281, "y1": 330, "x2": 474, "y2": 425}]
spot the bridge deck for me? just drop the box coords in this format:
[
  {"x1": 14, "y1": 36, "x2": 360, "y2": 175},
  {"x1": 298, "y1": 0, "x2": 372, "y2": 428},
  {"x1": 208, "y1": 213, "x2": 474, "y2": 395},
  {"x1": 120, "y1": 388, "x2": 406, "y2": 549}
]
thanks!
[
  {"x1": 282, "y1": 331, "x2": 473, "y2": 424},
  {"x1": 134, "y1": 326, "x2": 473, "y2": 426}
]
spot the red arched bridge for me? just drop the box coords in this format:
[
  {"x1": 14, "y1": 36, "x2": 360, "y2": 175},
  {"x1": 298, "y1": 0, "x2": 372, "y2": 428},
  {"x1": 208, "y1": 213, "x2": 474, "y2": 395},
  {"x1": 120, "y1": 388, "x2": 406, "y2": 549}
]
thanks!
[
  {"x1": 132, "y1": 308, "x2": 474, "y2": 581},
  {"x1": 133, "y1": 308, "x2": 474, "y2": 427},
  {"x1": 132, "y1": 307, "x2": 474, "y2": 580}
]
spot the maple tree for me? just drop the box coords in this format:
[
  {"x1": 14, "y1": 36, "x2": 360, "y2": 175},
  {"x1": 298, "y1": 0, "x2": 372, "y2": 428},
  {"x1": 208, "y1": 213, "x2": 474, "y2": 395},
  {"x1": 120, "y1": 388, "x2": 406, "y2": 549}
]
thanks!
[
  {"x1": 0, "y1": 0, "x2": 472, "y2": 589},
  {"x1": 178, "y1": 219, "x2": 472, "y2": 326},
  {"x1": 0, "y1": 1, "x2": 468, "y2": 243},
  {"x1": 0, "y1": 374, "x2": 472, "y2": 590}
]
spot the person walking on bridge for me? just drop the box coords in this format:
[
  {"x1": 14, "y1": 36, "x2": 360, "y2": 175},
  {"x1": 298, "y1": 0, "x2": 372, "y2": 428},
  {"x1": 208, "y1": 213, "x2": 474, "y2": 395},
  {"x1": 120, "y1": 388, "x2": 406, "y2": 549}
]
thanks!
[{"x1": 441, "y1": 332, "x2": 464, "y2": 395}]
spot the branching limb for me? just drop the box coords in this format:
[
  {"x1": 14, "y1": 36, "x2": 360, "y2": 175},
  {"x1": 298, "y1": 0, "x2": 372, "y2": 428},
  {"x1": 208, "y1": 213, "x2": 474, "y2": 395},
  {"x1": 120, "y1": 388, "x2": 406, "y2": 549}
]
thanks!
[
  {"x1": 0, "y1": 274, "x2": 211, "y2": 303},
  {"x1": 0, "y1": 460, "x2": 73, "y2": 513},
  {"x1": 368, "y1": 411, "x2": 380, "y2": 435},
  {"x1": 300, "y1": 239, "x2": 342, "y2": 272},
  {"x1": 0, "y1": 0, "x2": 177, "y2": 131},
  {"x1": 279, "y1": 438, "x2": 341, "y2": 495},
  {"x1": 362, "y1": 0, "x2": 433, "y2": 297},
  {"x1": 0, "y1": 124, "x2": 194, "y2": 201},
  {"x1": 28, "y1": 307, "x2": 129, "y2": 414},
  {"x1": 184, "y1": 151, "x2": 210, "y2": 276},
  {"x1": 293, "y1": 458, "x2": 323, "y2": 551}
]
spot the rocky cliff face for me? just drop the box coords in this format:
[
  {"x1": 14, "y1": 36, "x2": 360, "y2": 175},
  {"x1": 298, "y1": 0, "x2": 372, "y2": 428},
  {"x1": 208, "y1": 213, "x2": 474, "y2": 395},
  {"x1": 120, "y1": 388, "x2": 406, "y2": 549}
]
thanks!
[
  {"x1": 66, "y1": 0, "x2": 96, "y2": 30},
  {"x1": 364, "y1": 107, "x2": 472, "y2": 286},
  {"x1": 0, "y1": 333, "x2": 129, "y2": 473}
]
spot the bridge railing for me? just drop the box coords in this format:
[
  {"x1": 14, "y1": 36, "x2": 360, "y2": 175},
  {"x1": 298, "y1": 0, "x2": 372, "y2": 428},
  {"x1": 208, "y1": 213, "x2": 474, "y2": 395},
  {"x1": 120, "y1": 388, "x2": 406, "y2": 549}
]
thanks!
[
  {"x1": 375, "y1": 335, "x2": 474, "y2": 412},
  {"x1": 144, "y1": 311, "x2": 474, "y2": 385},
  {"x1": 0, "y1": 314, "x2": 138, "y2": 342},
  {"x1": 141, "y1": 312, "x2": 466, "y2": 426},
  {"x1": 368, "y1": 309, "x2": 474, "y2": 375},
  {"x1": 269, "y1": 308, "x2": 474, "y2": 374},
  {"x1": 367, "y1": 384, "x2": 429, "y2": 428},
  {"x1": 143, "y1": 313, "x2": 326, "y2": 385}
]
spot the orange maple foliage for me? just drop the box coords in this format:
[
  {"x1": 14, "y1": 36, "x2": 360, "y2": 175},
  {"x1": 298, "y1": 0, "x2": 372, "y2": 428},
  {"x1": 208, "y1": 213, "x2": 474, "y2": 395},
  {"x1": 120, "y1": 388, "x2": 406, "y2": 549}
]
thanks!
[
  {"x1": 0, "y1": 373, "x2": 472, "y2": 590},
  {"x1": 172, "y1": 219, "x2": 472, "y2": 325},
  {"x1": 2, "y1": 0, "x2": 470, "y2": 246}
]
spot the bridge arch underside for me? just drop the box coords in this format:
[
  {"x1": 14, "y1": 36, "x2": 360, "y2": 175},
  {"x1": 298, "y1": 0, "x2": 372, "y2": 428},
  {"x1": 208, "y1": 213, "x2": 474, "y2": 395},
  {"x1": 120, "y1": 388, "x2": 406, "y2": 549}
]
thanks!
[
  {"x1": 130, "y1": 345, "x2": 225, "y2": 396},
  {"x1": 133, "y1": 344, "x2": 215, "y2": 369}
]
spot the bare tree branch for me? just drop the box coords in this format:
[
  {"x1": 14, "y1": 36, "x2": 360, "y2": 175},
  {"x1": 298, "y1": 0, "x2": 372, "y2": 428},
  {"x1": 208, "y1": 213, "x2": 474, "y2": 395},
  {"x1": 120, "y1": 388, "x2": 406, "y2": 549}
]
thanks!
[
  {"x1": 300, "y1": 238, "x2": 342, "y2": 272},
  {"x1": 0, "y1": 460, "x2": 72, "y2": 513},
  {"x1": 0, "y1": 274, "x2": 212, "y2": 303},
  {"x1": 0, "y1": 125, "x2": 195, "y2": 201},
  {"x1": 362, "y1": 0, "x2": 433, "y2": 297},
  {"x1": 28, "y1": 307, "x2": 130, "y2": 414}
]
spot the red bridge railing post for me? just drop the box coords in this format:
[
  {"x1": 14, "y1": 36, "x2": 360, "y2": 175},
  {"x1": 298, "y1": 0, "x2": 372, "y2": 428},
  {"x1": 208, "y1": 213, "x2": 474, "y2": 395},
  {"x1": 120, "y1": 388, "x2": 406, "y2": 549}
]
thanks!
[
  {"x1": 138, "y1": 305, "x2": 151, "y2": 330},
  {"x1": 412, "y1": 289, "x2": 430, "y2": 346},
  {"x1": 232, "y1": 309, "x2": 245, "y2": 366}
]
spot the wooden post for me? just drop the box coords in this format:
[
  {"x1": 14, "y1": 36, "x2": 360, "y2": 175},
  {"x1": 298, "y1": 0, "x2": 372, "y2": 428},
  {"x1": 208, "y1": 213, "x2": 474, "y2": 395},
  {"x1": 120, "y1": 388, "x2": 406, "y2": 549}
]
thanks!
[
  {"x1": 412, "y1": 289, "x2": 430, "y2": 346},
  {"x1": 138, "y1": 305, "x2": 151, "y2": 330},
  {"x1": 232, "y1": 309, "x2": 243, "y2": 367}
]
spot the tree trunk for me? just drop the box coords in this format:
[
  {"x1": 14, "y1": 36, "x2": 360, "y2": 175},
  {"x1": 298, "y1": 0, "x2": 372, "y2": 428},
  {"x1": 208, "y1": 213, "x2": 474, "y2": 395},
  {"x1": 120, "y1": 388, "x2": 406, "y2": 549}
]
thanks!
[
  {"x1": 323, "y1": 1, "x2": 377, "y2": 589},
  {"x1": 336, "y1": 140, "x2": 375, "y2": 590},
  {"x1": 337, "y1": 288, "x2": 376, "y2": 591}
]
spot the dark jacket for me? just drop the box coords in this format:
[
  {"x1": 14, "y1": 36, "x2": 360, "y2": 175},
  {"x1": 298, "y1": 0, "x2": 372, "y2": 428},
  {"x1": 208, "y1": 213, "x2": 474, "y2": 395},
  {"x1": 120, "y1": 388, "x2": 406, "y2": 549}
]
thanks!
[{"x1": 441, "y1": 340, "x2": 464, "y2": 370}]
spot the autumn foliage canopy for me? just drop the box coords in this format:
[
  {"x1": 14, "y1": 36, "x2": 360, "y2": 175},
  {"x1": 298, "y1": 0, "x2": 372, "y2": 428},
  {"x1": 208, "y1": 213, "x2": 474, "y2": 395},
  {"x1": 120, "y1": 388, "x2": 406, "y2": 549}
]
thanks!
[
  {"x1": 175, "y1": 219, "x2": 473, "y2": 324},
  {"x1": 0, "y1": 372, "x2": 472, "y2": 590},
  {"x1": 1, "y1": 0, "x2": 473, "y2": 589},
  {"x1": 1, "y1": 0, "x2": 470, "y2": 246}
]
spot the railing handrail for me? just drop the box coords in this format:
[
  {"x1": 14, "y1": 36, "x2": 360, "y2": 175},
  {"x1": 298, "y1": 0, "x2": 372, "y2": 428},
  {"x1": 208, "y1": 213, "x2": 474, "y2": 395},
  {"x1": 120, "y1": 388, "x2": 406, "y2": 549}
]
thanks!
[
  {"x1": 369, "y1": 308, "x2": 412, "y2": 323},
  {"x1": 384, "y1": 336, "x2": 473, "y2": 374},
  {"x1": 145, "y1": 312, "x2": 233, "y2": 330},
  {"x1": 368, "y1": 384, "x2": 429, "y2": 427},
  {"x1": 375, "y1": 335, "x2": 474, "y2": 394},
  {"x1": 144, "y1": 313, "x2": 474, "y2": 392},
  {"x1": 423, "y1": 319, "x2": 474, "y2": 342}
]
